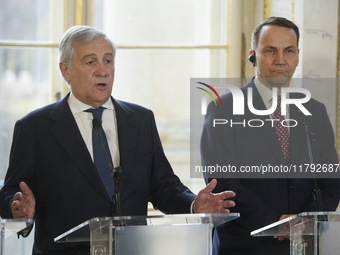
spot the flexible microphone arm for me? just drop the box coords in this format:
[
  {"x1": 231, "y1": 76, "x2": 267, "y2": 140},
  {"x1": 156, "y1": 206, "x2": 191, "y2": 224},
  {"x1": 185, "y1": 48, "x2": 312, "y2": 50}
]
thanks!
[
  {"x1": 93, "y1": 118, "x2": 122, "y2": 216},
  {"x1": 302, "y1": 117, "x2": 323, "y2": 212},
  {"x1": 112, "y1": 166, "x2": 122, "y2": 216}
]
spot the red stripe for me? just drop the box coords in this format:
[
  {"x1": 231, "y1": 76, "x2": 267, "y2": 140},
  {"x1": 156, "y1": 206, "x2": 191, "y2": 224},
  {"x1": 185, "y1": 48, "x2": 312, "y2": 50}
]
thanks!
[{"x1": 196, "y1": 82, "x2": 223, "y2": 106}]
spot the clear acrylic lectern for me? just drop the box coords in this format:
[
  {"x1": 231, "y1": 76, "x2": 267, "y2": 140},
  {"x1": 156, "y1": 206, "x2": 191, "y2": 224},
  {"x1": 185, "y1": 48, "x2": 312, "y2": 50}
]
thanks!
[
  {"x1": 251, "y1": 212, "x2": 340, "y2": 255},
  {"x1": 55, "y1": 213, "x2": 239, "y2": 255},
  {"x1": 0, "y1": 218, "x2": 34, "y2": 255}
]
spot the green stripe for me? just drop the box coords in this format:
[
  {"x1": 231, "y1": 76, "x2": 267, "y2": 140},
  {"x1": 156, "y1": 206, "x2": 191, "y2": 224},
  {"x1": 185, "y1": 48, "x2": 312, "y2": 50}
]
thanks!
[{"x1": 196, "y1": 87, "x2": 217, "y2": 106}]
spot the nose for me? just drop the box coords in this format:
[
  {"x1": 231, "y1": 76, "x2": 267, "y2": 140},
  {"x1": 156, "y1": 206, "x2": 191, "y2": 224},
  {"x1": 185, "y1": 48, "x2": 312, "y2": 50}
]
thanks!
[
  {"x1": 275, "y1": 51, "x2": 286, "y2": 65},
  {"x1": 94, "y1": 61, "x2": 108, "y2": 77}
]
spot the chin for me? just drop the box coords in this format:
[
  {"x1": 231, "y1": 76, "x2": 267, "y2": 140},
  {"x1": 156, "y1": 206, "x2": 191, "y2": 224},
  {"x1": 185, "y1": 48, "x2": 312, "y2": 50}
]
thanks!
[
  {"x1": 92, "y1": 95, "x2": 111, "y2": 105},
  {"x1": 266, "y1": 77, "x2": 291, "y2": 87}
]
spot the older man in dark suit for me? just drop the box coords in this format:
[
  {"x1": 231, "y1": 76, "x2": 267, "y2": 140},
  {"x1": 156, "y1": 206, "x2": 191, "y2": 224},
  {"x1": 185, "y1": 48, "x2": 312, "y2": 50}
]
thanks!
[{"x1": 0, "y1": 26, "x2": 235, "y2": 255}]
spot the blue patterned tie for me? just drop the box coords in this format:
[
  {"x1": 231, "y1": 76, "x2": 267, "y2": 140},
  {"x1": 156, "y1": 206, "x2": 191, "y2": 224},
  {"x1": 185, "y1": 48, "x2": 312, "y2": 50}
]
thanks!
[{"x1": 87, "y1": 107, "x2": 115, "y2": 199}]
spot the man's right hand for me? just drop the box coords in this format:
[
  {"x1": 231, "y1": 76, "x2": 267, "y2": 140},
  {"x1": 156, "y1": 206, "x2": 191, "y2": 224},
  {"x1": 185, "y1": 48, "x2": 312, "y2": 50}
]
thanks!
[{"x1": 11, "y1": 182, "x2": 36, "y2": 219}]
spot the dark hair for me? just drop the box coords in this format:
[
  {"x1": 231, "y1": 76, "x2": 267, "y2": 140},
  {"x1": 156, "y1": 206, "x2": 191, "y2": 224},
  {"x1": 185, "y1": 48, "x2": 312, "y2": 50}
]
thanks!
[{"x1": 251, "y1": 17, "x2": 299, "y2": 50}]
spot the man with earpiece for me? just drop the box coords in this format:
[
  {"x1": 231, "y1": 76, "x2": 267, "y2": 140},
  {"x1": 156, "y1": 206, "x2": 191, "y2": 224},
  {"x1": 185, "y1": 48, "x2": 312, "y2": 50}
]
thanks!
[{"x1": 201, "y1": 17, "x2": 339, "y2": 255}]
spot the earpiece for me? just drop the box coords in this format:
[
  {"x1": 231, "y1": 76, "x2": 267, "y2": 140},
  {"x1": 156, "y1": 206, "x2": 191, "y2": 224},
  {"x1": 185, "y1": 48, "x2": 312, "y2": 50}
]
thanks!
[
  {"x1": 248, "y1": 51, "x2": 256, "y2": 65},
  {"x1": 242, "y1": 50, "x2": 256, "y2": 85}
]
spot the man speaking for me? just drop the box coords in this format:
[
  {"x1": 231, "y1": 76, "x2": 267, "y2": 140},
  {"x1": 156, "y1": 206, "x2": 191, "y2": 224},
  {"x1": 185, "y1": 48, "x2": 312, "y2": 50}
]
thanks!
[{"x1": 0, "y1": 25, "x2": 236, "y2": 255}]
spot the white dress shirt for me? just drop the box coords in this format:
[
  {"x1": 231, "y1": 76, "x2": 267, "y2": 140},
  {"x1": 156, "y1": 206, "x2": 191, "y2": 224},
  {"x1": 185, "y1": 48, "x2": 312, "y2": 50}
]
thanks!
[
  {"x1": 67, "y1": 92, "x2": 120, "y2": 167},
  {"x1": 254, "y1": 77, "x2": 290, "y2": 132}
]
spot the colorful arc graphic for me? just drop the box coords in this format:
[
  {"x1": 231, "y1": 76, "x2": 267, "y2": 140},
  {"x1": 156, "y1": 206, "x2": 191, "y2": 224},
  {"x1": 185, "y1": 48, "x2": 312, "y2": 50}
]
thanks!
[
  {"x1": 196, "y1": 82, "x2": 223, "y2": 106},
  {"x1": 196, "y1": 87, "x2": 217, "y2": 106}
]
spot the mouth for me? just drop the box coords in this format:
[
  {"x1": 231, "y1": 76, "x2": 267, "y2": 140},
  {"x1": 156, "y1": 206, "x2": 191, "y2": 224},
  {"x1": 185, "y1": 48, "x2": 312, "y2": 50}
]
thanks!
[
  {"x1": 274, "y1": 69, "x2": 288, "y2": 73},
  {"x1": 95, "y1": 83, "x2": 108, "y2": 88}
]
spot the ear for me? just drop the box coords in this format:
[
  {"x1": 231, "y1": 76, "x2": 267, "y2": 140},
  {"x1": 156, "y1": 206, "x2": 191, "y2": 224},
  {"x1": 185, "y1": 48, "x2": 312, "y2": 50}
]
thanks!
[
  {"x1": 59, "y1": 62, "x2": 71, "y2": 83},
  {"x1": 248, "y1": 49, "x2": 254, "y2": 57}
]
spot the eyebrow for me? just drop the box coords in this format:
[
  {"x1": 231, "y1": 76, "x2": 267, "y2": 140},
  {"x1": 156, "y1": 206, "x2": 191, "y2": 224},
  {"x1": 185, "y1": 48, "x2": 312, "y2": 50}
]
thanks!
[
  {"x1": 81, "y1": 52, "x2": 113, "y2": 61},
  {"x1": 264, "y1": 45, "x2": 296, "y2": 50}
]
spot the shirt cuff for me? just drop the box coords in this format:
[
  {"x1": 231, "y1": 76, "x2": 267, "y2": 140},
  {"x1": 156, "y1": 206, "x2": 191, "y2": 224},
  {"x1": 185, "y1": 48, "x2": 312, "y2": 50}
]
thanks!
[{"x1": 190, "y1": 200, "x2": 195, "y2": 214}]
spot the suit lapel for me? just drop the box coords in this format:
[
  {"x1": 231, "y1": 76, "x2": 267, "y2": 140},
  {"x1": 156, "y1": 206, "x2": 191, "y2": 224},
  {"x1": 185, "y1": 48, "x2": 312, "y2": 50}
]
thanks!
[
  {"x1": 113, "y1": 99, "x2": 140, "y2": 195},
  {"x1": 49, "y1": 95, "x2": 111, "y2": 202},
  {"x1": 246, "y1": 82, "x2": 287, "y2": 165}
]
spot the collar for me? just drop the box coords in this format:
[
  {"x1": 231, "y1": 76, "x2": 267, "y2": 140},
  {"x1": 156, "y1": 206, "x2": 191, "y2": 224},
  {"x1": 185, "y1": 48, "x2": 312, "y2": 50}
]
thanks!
[
  {"x1": 254, "y1": 77, "x2": 274, "y2": 106},
  {"x1": 68, "y1": 92, "x2": 115, "y2": 114}
]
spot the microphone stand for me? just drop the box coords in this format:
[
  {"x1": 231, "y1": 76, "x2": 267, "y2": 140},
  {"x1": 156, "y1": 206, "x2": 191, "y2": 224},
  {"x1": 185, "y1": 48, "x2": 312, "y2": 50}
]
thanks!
[
  {"x1": 303, "y1": 117, "x2": 325, "y2": 255},
  {"x1": 111, "y1": 166, "x2": 122, "y2": 216},
  {"x1": 302, "y1": 118, "x2": 323, "y2": 212}
]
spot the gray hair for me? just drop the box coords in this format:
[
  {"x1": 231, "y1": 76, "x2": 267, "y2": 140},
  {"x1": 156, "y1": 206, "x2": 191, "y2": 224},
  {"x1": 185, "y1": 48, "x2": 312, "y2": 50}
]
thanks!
[{"x1": 58, "y1": 25, "x2": 116, "y2": 69}]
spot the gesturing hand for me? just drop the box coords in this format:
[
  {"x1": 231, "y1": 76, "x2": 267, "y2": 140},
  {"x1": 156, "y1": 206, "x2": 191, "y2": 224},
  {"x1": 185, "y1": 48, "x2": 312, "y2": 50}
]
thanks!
[
  {"x1": 11, "y1": 182, "x2": 36, "y2": 219},
  {"x1": 277, "y1": 214, "x2": 298, "y2": 241},
  {"x1": 193, "y1": 179, "x2": 236, "y2": 213}
]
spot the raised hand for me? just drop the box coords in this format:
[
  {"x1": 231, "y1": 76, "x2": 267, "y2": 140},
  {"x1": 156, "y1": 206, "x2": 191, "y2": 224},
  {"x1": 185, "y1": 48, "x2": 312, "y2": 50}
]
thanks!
[
  {"x1": 193, "y1": 179, "x2": 236, "y2": 213},
  {"x1": 11, "y1": 182, "x2": 36, "y2": 219}
]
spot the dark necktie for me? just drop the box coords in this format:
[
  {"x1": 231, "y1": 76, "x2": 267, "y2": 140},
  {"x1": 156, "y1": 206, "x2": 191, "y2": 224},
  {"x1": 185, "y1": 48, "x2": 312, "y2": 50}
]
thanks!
[
  {"x1": 87, "y1": 107, "x2": 115, "y2": 199},
  {"x1": 273, "y1": 95, "x2": 290, "y2": 165}
]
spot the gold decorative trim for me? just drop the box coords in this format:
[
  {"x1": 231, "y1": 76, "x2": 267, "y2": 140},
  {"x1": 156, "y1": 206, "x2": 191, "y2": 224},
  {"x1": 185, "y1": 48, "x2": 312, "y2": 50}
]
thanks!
[
  {"x1": 76, "y1": 0, "x2": 83, "y2": 25},
  {"x1": 63, "y1": 0, "x2": 68, "y2": 97},
  {"x1": 263, "y1": 0, "x2": 271, "y2": 20},
  {"x1": 241, "y1": 33, "x2": 246, "y2": 78},
  {"x1": 52, "y1": 49, "x2": 57, "y2": 102},
  {"x1": 52, "y1": 0, "x2": 56, "y2": 42},
  {"x1": 210, "y1": 0, "x2": 215, "y2": 77},
  {"x1": 336, "y1": 0, "x2": 340, "y2": 157},
  {"x1": 64, "y1": 0, "x2": 67, "y2": 32},
  {"x1": 91, "y1": 0, "x2": 95, "y2": 27},
  {"x1": 292, "y1": 0, "x2": 295, "y2": 22},
  {"x1": 52, "y1": 0, "x2": 56, "y2": 103},
  {"x1": 227, "y1": 0, "x2": 232, "y2": 77}
]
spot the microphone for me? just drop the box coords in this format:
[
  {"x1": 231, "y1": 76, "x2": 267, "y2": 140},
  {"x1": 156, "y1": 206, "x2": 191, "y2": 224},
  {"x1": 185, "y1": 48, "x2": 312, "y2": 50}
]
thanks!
[
  {"x1": 302, "y1": 116, "x2": 323, "y2": 212},
  {"x1": 92, "y1": 118, "x2": 122, "y2": 216}
]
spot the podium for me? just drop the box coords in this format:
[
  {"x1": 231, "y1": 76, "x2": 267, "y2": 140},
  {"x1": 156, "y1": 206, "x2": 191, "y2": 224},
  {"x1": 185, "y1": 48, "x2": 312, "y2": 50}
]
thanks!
[
  {"x1": 55, "y1": 213, "x2": 239, "y2": 255},
  {"x1": 0, "y1": 218, "x2": 34, "y2": 255},
  {"x1": 251, "y1": 212, "x2": 340, "y2": 255}
]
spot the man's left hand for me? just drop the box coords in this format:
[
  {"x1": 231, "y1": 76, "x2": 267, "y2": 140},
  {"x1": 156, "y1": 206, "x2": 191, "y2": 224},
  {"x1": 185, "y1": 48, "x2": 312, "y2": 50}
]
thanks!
[
  {"x1": 193, "y1": 179, "x2": 235, "y2": 213},
  {"x1": 277, "y1": 214, "x2": 297, "y2": 241}
]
